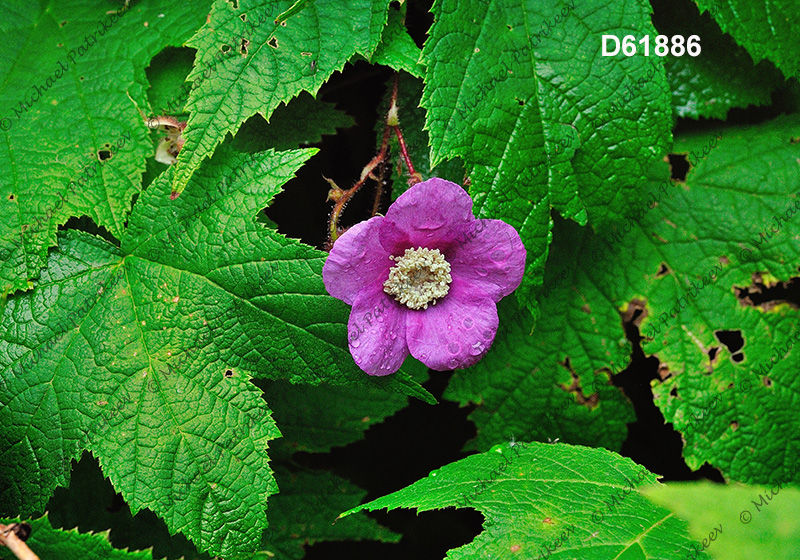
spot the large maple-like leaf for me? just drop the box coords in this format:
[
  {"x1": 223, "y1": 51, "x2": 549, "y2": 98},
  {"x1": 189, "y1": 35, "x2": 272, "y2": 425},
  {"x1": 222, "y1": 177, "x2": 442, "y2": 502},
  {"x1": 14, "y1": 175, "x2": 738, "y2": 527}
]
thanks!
[
  {"x1": 342, "y1": 441, "x2": 707, "y2": 559},
  {"x1": 696, "y1": 0, "x2": 800, "y2": 80},
  {"x1": 0, "y1": 147, "x2": 430, "y2": 556},
  {"x1": 170, "y1": 0, "x2": 391, "y2": 196},
  {"x1": 0, "y1": 0, "x2": 209, "y2": 295},
  {"x1": 421, "y1": 0, "x2": 673, "y2": 315},
  {"x1": 449, "y1": 115, "x2": 800, "y2": 485}
]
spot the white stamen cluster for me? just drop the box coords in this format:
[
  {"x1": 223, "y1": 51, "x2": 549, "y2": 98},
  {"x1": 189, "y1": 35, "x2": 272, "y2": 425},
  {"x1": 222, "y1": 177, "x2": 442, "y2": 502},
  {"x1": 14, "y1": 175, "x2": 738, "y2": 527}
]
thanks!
[{"x1": 383, "y1": 247, "x2": 452, "y2": 310}]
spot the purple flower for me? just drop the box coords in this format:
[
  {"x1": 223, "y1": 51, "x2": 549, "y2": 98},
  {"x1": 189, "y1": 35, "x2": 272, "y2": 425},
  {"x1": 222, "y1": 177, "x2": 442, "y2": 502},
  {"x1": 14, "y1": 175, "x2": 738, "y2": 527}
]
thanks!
[{"x1": 323, "y1": 178, "x2": 526, "y2": 376}]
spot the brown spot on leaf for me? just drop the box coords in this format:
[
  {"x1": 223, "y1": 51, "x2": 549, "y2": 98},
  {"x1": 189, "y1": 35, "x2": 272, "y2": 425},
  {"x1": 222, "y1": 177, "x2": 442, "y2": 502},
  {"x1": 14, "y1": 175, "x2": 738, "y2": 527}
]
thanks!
[
  {"x1": 557, "y1": 357, "x2": 599, "y2": 408},
  {"x1": 622, "y1": 298, "x2": 647, "y2": 327},
  {"x1": 730, "y1": 421, "x2": 739, "y2": 431},
  {"x1": 734, "y1": 274, "x2": 799, "y2": 311}
]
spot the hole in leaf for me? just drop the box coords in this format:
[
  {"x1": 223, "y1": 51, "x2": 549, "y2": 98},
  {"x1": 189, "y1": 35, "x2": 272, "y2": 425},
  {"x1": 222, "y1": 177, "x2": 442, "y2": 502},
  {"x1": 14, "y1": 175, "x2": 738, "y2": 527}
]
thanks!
[
  {"x1": 708, "y1": 347, "x2": 719, "y2": 362},
  {"x1": 224, "y1": 369, "x2": 233, "y2": 378},
  {"x1": 239, "y1": 13, "x2": 247, "y2": 21},
  {"x1": 730, "y1": 421, "x2": 739, "y2": 431},
  {"x1": 60, "y1": 20, "x2": 67, "y2": 27},
  {"x1": 240, "y1": 38, "x2": 249, "y2": 55},
  {"x1": 79, "y1": 76, "x2": 84, "y2": 81},
  {"x1": 98, "y1": 150, "x2": 112, "y2": 161},
  {"x1": 656, "y1": 263, "x2": 670, "y2": 277},
  {"x1": 667, "y1": 153, "x2": 689, "y2": 181},
  {"x1": 516, "y1": 98, "x2": 524, "y2": 106},
  {"x1": 8, "y1": 194, "x2": 14, "y2": 201},
  {"x1": 622, "y1": 298, "x2": 647, "y2": 327},
  {"x1": 670, "y1": 387, "x2": 678, "y2": 397},
  {"x1": 731, "y1": 352, "x2": 744, "y2": 363},
  {"x1": 221, "y1": 44, "x2": 231, "y2": 53},
  {"x1": 268, "y1": 37, "x2": 278, "y2": 48},
  {"x1": 791, "y1": 136, "x2": 800, "y2": 144},
  {"x1": 714, "y1": 330, "x2": 744, "y2": 353},
  {"x1": 734, "y1": 274, "x2": 800, "y2": 310},
  {"x1": 764, "y1": 377, "x2": 773, "y2": 387}
]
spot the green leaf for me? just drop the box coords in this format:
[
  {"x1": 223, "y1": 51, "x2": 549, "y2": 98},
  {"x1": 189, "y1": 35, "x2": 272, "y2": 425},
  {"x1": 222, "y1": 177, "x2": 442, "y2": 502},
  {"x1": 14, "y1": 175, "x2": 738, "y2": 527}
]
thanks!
[
  {"x1": 643, "y1": 482, "x2": 800, "y2": 560},
  {"x1": 342, "y1": 441, "x2": 707, "y2": 559},
  {"x1": 47, "y1": 455, "x2": 399, "y2": 560},
  {"x1": 658, "y1": 4, "x2": 785, "y2": 120},
  {"x1": 370, "y1": 4, "x2": 423, "y2": 78},
  {"x1": 641, "y1": 117, "x2": 800, "y2": 484},
  {"x1": 0, "y1": 0, "x2": 209, "y2": 295},
  {"x1": 232, "y1": 92, "x2": 355, "y2": 154},
  {"x1": 696, "y1": 0, "x2": 800, "y2": 79},
  {"x1": 482, "y1": 115, "x2": 800, "y2": 484},
  {"x1": 170, "y1": 0, "x2": 391, "y2": 196},
  {"x1": 0, "y1": 514, "x2": 154, "y2": 560},
  {"x1": 445, "y1": 295, "x2": 635, "y2": 453},
  {"x1": 237, "y1": 466, "x2": 399, "y2": 560},
  {"x1": 146, "y1": 47, "x2": 198, "y2": 122},
  {"x1": 0, "y1": 148, "x2": 429, "y2": 556},
  {"x1": 261, "y1": 377, "x2": 407, "y2": 459},
  {"x1": 47, "y1": 454, "x2": 210, "y2": 560},
  {"x1": 421, "y1": 0, "x2": 673, "y2": 316}
]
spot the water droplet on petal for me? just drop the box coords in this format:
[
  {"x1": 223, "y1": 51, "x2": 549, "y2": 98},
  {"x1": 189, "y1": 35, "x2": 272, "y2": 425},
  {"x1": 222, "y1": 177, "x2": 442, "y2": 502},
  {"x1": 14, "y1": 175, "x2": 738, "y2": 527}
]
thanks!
[
  {"x1": 469, "y1": 342, "x2": 485, "y2": 356},
  {"x1": 476, "y1": 267, "x2": 488, "y2": 277},
  {"x1": 447, "y1": 357, "x2": 460, "y2": 369},
  {"x1": 482, "y1": 330, "x2": 493, "y2": 340},
  {"x1": 351, "y1": 339, "x2": 361, "y2": 348},
  {"x1": 417, "y1": 214, "x2": 447, "y2": 230},
  {"x1": 490, "y1": 249, "x2": 506, "y2": 263},
  {"x1": 448, "y1": 342, "x2": 460, "y2": 355}
]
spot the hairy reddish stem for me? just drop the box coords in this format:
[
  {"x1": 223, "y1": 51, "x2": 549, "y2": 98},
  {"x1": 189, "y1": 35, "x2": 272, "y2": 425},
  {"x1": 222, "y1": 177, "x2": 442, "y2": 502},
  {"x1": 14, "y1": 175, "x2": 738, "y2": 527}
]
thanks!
[{"x1": 328, "y1": 73, "x2": 420, "y2": 245}]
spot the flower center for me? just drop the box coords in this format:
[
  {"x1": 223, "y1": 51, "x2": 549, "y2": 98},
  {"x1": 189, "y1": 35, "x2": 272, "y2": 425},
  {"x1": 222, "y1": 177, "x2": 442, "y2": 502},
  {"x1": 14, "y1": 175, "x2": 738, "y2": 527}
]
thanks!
[{"x1": 383, "y1": 247, "x2": 452, "y2": 310}]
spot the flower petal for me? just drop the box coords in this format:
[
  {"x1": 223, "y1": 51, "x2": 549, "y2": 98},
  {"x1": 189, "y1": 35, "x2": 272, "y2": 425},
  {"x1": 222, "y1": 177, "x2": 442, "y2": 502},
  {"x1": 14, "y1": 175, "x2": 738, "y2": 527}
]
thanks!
[
  {"x1": 380, "y1": 178, "x2": 474, "y2": 253},
  {"x1": 348, "y1": 284, "x2": 408, "y2": 376},
  {"x1": 323, "y1": 216, "x2": 391, "y2": 305},
  {"x1": 405, "y1": 278, "x2": 499, "y2": 371},
  {"x1": 448, "y1": 219, "x2": 526, "y2": 301}
]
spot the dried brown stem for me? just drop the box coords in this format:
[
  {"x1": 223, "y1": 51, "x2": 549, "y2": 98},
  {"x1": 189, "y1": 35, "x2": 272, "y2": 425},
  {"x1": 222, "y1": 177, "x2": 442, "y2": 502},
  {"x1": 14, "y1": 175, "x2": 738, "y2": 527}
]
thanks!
[{"x1": 0, "y1": 524, "x2": 40, "y2": 560}]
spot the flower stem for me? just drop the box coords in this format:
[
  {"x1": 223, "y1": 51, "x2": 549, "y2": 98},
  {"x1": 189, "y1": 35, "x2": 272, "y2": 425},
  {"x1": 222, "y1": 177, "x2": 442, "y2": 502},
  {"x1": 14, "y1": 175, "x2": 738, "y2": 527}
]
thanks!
[{"x1": 327, "y1": 73, "x2": 420, "y2": 245}]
